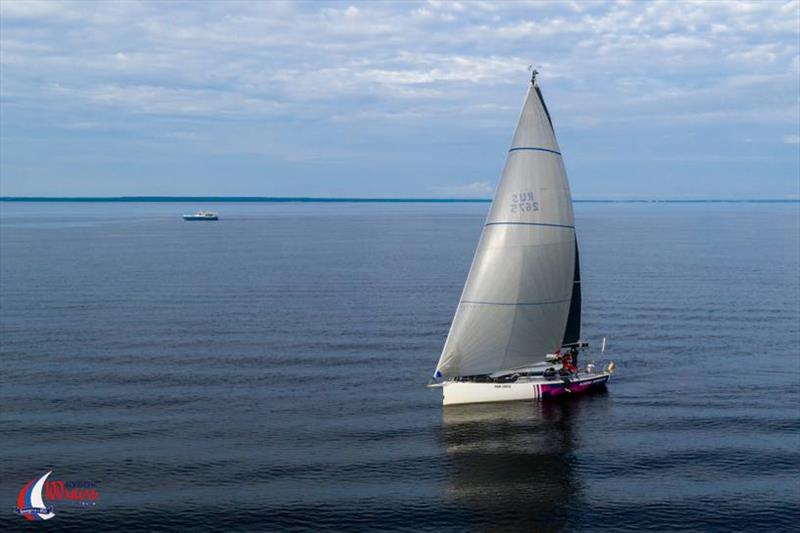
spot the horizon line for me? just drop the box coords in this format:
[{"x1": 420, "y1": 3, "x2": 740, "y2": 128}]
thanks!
[{"x1": 1, "y1": 196, "x2": 799, "y2": 204}]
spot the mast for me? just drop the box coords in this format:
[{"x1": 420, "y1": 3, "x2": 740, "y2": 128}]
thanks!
[{"x1": 434, "y1": 71, "x2": 577, "y2": 378}]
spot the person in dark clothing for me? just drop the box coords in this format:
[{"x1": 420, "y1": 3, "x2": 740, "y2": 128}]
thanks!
[{"x1": 569, "y1": 347, "x2": 579, "y2": 372}]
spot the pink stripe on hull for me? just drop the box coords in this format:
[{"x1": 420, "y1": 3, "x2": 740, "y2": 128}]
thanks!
[{"x1": 540, "y1": 375, "x2": 608, "y2": 398}]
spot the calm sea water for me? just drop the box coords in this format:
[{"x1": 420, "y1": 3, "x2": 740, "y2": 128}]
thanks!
[{"x1": 1, "y1": 201, "x2": 798, "y2": 532}]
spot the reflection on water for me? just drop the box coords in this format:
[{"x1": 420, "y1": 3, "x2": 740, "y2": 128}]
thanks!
[{"x1": 440, "y1": 391, "x2": 610, "y2": 530}]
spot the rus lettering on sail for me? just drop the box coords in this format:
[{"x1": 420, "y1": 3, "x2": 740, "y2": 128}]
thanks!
[{"x1": 510, "y1": 191, "x2": 539, "y2": 213}]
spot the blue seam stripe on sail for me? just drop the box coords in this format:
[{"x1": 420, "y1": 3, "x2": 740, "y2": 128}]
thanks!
[
  {"x1": 485, "y1": 222, "x2": 574, "y2": 229},
  {"x1": 508, "y1": 146, "x2": 561, "y2": 155},
  {"x1": 460, "y1": 298, "x2": 571, "y2": 306}
]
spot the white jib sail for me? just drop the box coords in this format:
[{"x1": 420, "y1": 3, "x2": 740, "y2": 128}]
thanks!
[{"x1": 435, "y1": 79, "x2": 576, "y2": 378}]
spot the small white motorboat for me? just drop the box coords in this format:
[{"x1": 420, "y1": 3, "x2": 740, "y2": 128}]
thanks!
[{"x1": 182, "y1": 210, "x2": 218, "y2": 221}]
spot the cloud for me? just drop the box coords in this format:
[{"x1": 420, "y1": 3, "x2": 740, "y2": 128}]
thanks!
[
  {"x1": 784, "y1": 134, "x2": 800, "y2": 144},
  {"x1": 0, "y1": 0, "x2": 798, "y2": 197},
  {"x1": 0, "y1": 0, "x2": 67, "y2": 19},
  {"x1": 1, "y1": 0, "x2": 797, "y2": 132}
]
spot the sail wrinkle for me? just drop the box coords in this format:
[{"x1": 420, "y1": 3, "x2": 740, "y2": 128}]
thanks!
[
  {"x1": 486, "y1": 222, "x2": 574, "y2": 229},
  {"x1": 460, "y1": 298, "x2": 571, "y2": 306},
  {"x1": 508, "y1": 147, "x2": 562, "y2": 155}
]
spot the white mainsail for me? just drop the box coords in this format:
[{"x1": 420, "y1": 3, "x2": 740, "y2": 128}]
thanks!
[{"x1": 435, "y1": 76, "x2": 576, "y2": 378}]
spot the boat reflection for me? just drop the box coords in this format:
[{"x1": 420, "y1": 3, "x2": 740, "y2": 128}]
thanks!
[{"x1": 439, "y1": 393, "x2": 608, "y2": 529}]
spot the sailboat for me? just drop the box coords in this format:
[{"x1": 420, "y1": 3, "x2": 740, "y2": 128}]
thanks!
[{"x1": 431, "y1": 70, "x2": 615, "y2": 406}]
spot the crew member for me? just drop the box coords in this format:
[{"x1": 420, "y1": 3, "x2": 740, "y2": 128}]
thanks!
[
  {"x1": 561, "y1": 350, "x2": 577, "y2": 374},
  {"x1": 569, "y1": 346, "x2": 579, "y2": 372}
]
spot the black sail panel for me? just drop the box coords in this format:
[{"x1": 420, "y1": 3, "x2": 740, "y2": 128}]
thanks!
[
  {"x1": 562, "y1": 238, "x2": 581, "y2": 346},
  {"x1": 535, "y1": 85, "x2": 554, "y2": 132}
]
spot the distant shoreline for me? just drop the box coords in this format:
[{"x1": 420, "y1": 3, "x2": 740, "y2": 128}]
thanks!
[{"x1": 1, "y1": 196, "x2": 798, "y2": 203}]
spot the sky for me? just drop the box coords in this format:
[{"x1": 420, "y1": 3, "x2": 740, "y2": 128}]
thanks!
[{"x1": 0, "y1": 0, "x2": 798, "y2": 199}]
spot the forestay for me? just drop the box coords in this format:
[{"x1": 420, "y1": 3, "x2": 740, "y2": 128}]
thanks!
[{"x1": 435, "y1": 78, "x2": 577, "y2": 378}]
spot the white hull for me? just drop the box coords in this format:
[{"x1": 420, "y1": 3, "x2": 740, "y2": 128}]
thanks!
[
  {"x1": 440, "y1": 372, "x2": 610, "y2": 406},
  {"x1": 443, "y1": 381, "x2": 538, "y2": 405}
]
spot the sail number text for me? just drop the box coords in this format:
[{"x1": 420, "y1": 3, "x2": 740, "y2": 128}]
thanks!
[{"x1": 510, "y1": 191, "x2": 539, "y2": 213}]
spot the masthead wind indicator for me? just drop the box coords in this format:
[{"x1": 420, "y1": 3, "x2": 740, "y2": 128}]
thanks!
[{"x1": 528, "y1": 64, "x2": 540, "y2": 84}]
